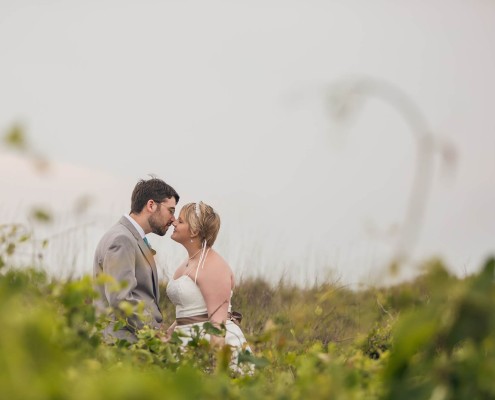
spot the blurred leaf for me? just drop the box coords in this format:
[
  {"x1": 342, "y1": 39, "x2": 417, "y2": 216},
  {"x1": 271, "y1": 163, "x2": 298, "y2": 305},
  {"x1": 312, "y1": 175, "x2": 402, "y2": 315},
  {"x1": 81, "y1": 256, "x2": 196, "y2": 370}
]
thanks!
[
  {"x1": 18, "y1": 234, "x2": 31, "y2": 243},
  {"x1": 6, "y1": 243, "x2": 15, "y2": 256},
  {"x1": 118, "y1": 301, "x2": 134, "y2": 317},
  {"x1": 238, "y1": 351, "x2": 269, "y2": 368},
  {"x1": 30, "y1": 208, "x2": 52, "y2": 223},
  {"x1": 3, "y1": 124, "x2": 27, "y2": 150},
  {"x1": 203, "y1": 321, "x2": 225, "y2": 337}
]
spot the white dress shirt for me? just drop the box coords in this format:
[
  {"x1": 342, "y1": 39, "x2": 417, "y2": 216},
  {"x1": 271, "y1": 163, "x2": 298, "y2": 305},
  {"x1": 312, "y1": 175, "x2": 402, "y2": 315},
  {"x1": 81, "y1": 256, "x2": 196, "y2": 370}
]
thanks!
[{"x1": 124, "y1": 214, "x2": 146, "y2": 239}]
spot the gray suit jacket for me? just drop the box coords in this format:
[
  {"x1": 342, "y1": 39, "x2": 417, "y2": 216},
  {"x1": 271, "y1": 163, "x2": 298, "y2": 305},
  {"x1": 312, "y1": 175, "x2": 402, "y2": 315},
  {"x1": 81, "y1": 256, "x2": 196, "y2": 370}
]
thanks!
[{"x1": 93, "y1": 216, "x2": 162, "y2": 342}]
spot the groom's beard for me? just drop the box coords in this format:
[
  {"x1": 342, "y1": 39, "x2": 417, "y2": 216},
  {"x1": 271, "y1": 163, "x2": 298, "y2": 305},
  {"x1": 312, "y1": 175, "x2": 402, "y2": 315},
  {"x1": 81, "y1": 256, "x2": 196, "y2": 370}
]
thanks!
[{"x1": 148, "y1": 212, "x2": 169, "y2": 236}]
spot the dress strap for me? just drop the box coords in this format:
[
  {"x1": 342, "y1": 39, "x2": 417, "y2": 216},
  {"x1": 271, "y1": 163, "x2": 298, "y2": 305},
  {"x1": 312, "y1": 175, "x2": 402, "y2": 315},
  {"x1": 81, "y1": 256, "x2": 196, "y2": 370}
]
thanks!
[{"x1": 194, "y1": 241, "x2": 210, "y2": 284}]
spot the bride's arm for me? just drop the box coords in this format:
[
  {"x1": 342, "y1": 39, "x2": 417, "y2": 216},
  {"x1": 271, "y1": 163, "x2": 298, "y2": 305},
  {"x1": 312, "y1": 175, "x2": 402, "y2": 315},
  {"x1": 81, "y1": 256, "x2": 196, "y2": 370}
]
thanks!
[
  {"x1": 197, "y1": 259, "x2": 232, "y2": 346},
  {"x1": 166, "y1": 320, "x2": 177, "y2": 334},
  {"x1": 159, "y1": 320, "x2": 177, "y2": 343}
]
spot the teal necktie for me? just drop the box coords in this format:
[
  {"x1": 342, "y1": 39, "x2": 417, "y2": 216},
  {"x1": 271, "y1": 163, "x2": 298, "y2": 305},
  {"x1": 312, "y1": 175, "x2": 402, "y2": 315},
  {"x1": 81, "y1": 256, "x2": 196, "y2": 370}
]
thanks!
[{"x1": 143, "y1": 237, "x2": 156, "y2": 256}]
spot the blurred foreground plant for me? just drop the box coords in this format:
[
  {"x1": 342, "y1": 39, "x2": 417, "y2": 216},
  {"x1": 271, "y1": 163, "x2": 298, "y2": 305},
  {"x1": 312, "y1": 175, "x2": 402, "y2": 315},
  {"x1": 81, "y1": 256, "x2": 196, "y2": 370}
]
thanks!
[
  {"x1": 0, "y1": 234, "x2": 494, "y2": 400},
  {"x1": 382, "y1": 258, "x2": 495, "y2": 399}
]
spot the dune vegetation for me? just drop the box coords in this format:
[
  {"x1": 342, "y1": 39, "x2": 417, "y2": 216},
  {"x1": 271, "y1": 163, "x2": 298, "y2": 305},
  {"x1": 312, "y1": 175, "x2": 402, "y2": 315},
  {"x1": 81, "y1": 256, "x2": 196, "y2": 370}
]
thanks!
[{"x1": 1, "y1": 222, "x2": 494, "y2": 400}]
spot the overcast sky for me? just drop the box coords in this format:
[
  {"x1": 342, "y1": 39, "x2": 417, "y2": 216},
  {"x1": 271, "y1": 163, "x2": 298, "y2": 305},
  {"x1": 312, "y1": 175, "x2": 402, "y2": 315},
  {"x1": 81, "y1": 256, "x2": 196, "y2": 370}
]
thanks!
[{"x1": 1, "y1": 0, "x2": 494, "y2": 286}]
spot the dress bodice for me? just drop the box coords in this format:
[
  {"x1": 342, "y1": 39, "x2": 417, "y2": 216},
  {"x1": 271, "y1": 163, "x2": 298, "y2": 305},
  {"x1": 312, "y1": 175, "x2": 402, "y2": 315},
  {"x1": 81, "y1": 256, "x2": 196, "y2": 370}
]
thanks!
[
  {"x1": 166, "y1": 273, "x2": 253, "y2": 375},
  {"x1": 166, "y1": 275, "x2": 232, "y2": 318}
]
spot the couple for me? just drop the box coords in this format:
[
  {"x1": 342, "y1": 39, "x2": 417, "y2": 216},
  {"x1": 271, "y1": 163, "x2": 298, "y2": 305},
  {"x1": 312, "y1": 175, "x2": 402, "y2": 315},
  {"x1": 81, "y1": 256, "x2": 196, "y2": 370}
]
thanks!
[{"x1": 93, "y1": 177, "x2": 252, "y2": 369}]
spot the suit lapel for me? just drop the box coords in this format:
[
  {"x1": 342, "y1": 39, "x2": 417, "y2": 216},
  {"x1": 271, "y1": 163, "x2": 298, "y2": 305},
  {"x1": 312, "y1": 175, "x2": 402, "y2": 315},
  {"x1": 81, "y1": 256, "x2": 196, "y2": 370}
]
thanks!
[
  {"x1": 137, "y1": 240, "x2": 160, "y2": 301},
  {"x1": 119, "y1": 217, "x2": 160, "y2": 302}
]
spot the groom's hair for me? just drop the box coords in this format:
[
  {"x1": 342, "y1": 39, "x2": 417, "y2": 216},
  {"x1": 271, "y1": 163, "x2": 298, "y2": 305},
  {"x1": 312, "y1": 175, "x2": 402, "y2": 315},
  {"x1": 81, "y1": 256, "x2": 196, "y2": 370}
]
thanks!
[{"x1": 130, "y1": 177, "x2": 179, "y2": 214}]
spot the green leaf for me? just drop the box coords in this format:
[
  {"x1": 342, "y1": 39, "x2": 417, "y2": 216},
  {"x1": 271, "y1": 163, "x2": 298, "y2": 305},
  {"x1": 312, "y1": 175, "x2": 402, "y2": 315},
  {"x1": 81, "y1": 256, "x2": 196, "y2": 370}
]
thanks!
[
  {"x1": 6, "y1": 243, "x2": 15, "y2": 256},
  {"x1": 30, "y1": 208, "x2": 52, "y2": 223},
  {"x1": 3, "y1": 124, "x2": 27, "y2": 150},
  {"x1": 203, "y1": 321, "x2": 225, "y2": 336},
  {"x1": 238, "y1": 351, "x2": 269, "y2": 368},
  {"x1": 18, "y1": 234, "x2": 31, "y2": 243}
]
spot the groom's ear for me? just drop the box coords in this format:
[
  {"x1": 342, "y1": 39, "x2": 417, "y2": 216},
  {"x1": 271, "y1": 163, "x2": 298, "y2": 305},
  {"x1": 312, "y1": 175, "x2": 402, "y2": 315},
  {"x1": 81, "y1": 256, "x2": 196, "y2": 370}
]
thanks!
[{"x1": 145, "y1": 199, "x2": 155, "y2": 212}]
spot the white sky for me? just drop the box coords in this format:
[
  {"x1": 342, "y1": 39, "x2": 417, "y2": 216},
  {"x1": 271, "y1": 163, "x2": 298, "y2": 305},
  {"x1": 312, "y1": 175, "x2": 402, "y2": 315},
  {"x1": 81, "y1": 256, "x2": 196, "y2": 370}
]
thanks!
[{"x1": 1, "y1": 0, "x2": 494, "y2": 286}]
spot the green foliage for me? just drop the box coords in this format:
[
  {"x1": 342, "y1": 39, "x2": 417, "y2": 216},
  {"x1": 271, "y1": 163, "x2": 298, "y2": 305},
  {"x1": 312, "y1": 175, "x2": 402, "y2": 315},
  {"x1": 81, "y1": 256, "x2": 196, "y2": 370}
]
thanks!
[
  {"x1": 382, "y1": 258, "x2": 495, "y2": 400},
  {"x1": 0, "y1": 224, "x2": 33, "y2": 270},
  {"x1": 0, "y1": 237, "x2": 494, "y2": 399},
  {"x1": 359, "y1": 321, "x2": 393, "y2": 360}
]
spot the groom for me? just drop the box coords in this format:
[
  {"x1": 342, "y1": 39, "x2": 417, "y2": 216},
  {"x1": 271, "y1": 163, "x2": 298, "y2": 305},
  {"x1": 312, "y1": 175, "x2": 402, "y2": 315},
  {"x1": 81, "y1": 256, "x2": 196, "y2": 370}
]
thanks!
[{"x1": 93, "y1": 177, "x2": 179, "y2": 343}]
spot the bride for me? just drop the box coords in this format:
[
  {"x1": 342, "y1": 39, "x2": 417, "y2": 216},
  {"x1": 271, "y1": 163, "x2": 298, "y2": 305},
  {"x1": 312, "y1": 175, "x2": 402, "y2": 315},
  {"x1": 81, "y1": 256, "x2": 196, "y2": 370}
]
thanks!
[{"x1": 165, "y1": 201, "x2": 253, "y2": 373}]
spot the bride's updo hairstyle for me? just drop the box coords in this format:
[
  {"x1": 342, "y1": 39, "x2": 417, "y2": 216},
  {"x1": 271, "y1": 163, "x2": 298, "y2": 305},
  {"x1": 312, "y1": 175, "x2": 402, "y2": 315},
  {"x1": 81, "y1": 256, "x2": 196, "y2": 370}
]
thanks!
[{"x1": 182, "y1": 202, "x2": 221, "y2": 247}]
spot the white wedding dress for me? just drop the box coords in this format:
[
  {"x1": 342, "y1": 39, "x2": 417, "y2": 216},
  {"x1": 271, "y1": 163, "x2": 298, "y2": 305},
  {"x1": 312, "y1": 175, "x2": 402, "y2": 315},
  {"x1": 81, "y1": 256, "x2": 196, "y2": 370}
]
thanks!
[{"x1": 166, "y1": 274, "x2": 254, "y2": 374}]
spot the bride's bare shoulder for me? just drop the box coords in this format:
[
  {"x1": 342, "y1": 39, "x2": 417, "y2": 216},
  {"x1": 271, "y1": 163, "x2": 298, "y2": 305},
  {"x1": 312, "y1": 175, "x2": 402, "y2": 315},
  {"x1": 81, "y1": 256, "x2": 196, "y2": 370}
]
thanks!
[{"x1": 204, "y1": 250, "x2": 231, "y2": 272}]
